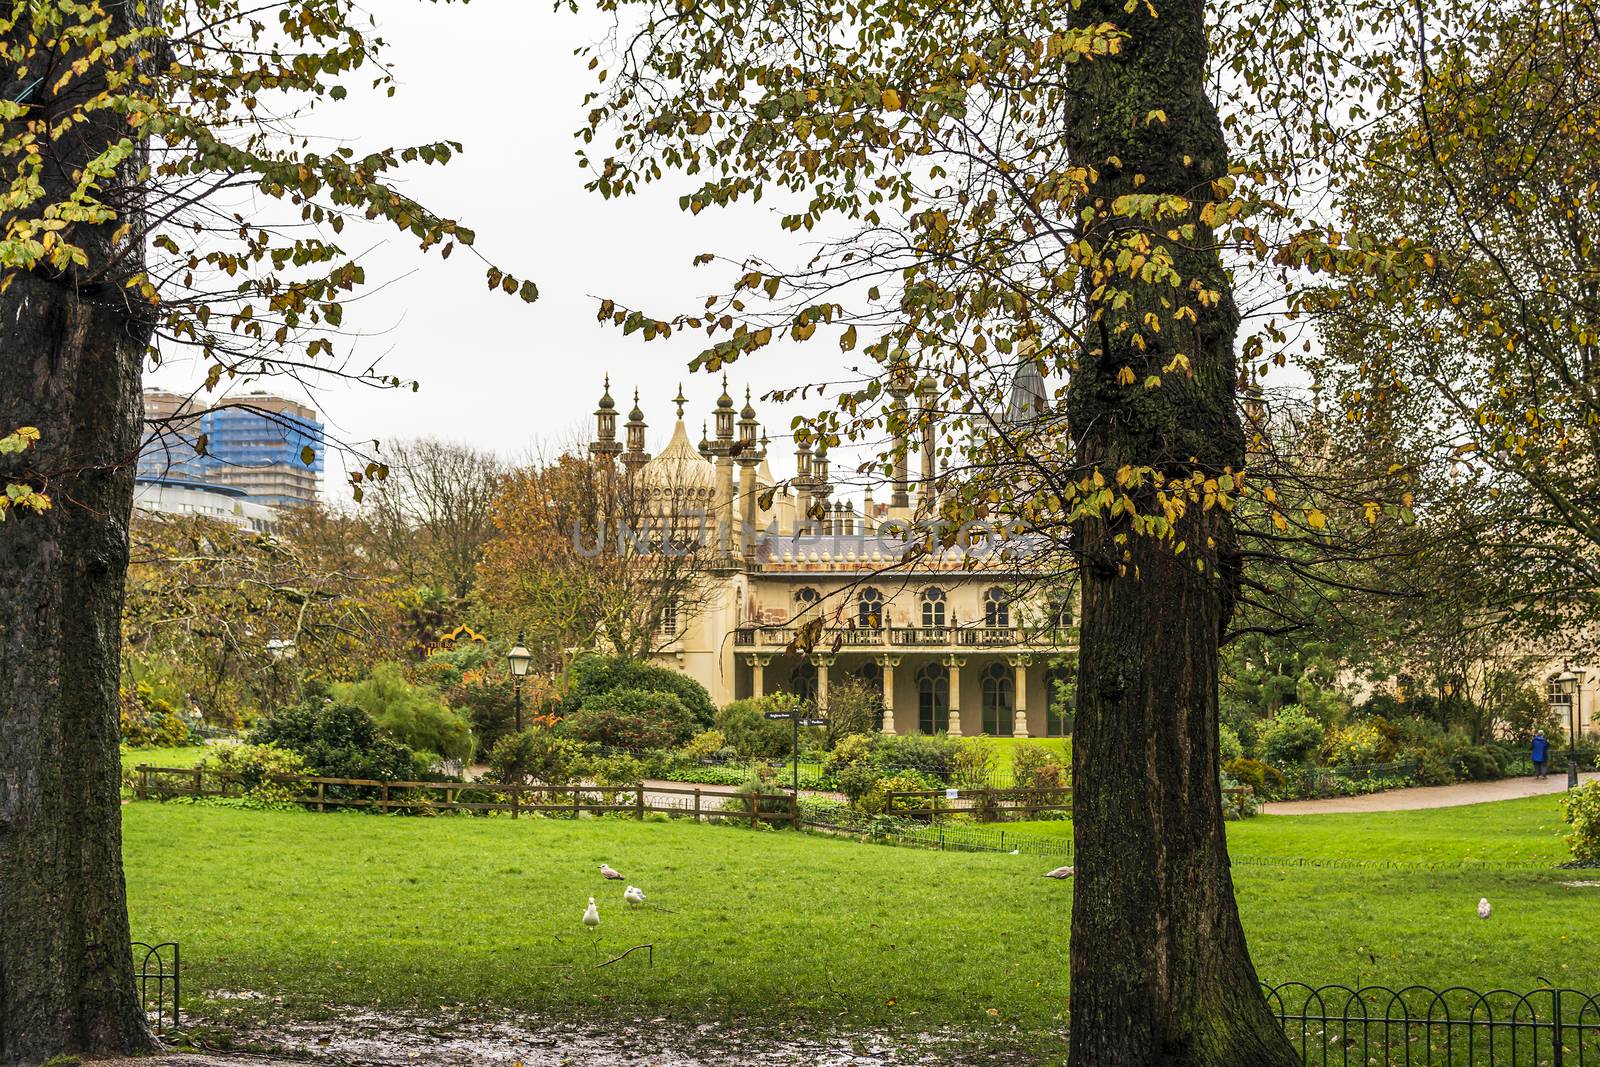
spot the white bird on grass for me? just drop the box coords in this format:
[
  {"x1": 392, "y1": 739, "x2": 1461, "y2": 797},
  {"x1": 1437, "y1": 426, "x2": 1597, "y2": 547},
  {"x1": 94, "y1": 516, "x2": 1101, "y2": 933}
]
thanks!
[
  {"x1": 624, "y1": 885, "x2": 646, "y2": 907},
  {"x1": 582, "y1": 896, "x2": 600, "y2": 927},
  {"x1": 599, "y1": 863, "x2": 624, "y2": 880},
  {"x1": 1478, "y1": 897, "x2": 1492, "y2": 919},
  {"x1": 1043, "y1": 866, "x2": 1075, "y2": 879}
]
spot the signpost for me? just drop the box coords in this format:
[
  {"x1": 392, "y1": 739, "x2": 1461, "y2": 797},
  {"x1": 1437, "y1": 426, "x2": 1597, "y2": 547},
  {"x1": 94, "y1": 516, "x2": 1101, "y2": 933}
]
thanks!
[{"x1": 764, "y1": 709, "x2": 828, "y2": 793}]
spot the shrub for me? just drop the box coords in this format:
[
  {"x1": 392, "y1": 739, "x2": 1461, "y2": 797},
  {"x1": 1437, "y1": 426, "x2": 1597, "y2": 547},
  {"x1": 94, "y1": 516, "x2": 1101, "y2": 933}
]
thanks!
[
  {"x1": 1011, "y1": 741, "x2": 1067, "y2": 791},
  {"x1": 334, "y1": 663, "x2": 475, "y2": 766},
  {"x1": 585, "y1": 752, "x2": 649, "y2": 806},
  {"x1": 824, "y1": 677, "x2": 881, "y2": 746},
  {"x1": 1562, "y1": 779, "x2": 1600, "y2": 863},
  {"x1": 564, "y1": 653, "x2": 715, "y2": 725},
  {"x1": 857, "y1": 771, "x2": 941, "y2": 816},
  {"x1": 715, "y1": 694, "x2": 810, "y2": 759},
  {"x1": 1260, "y1": 705, "x2": 1325, "y2": 767},
  {"x1": 826, "y1": 732, "x2": 878, "y2": 772},
  {"x1": 1452, "y1": 745, "x2": 1506, "y2": 783},
  {"x1": 876, "y1": 733, "x2": 960, "y2": 781},
  {"x1": 1218, "y1": 724, "x2": 1244, "y2": 764},
  {"x1": 489, "y1": 727, "x2": 583, "y2": 786},
  {"x1": 721, "y1": 765, "x2": 793, "y2": 823},
  {"x1": 198, "y1": 742, "x2": 307, "y2": 804},
  {"x1": 679, "y1": 729, "x2": 727, "y2": 763},
  {"x1": 119, "y1": 683, "x2": 193, "y2": 748},
  {"x1": 1324, "y1": 719, "x2": 1385, "y2": 768},
  {"x1": 1220, "y1": 771, "x2": 1259, "y2": 820},
  {"x1": 250, "y1": 700, "x2": 423, "y2": 782},
  {"x1": 565, "y1": 688, "x2": 696, "y2": 750},
  {"x1": 1222, "y1": 757, "x2": 1284, "y2": 796},
  {"x1": 837, "y1": 762, "x2": 885, "y2": 807}
]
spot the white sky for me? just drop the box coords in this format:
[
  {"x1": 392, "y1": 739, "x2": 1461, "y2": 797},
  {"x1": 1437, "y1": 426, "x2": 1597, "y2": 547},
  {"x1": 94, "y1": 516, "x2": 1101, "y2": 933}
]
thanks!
[{"x1": 146, "y1": 0, "x2": 846, "y2": 494}]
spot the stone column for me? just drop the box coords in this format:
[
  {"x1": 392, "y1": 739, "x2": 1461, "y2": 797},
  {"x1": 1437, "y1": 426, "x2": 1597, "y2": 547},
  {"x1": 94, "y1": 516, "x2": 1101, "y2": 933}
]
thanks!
[
  {"x1": 944, "y1": 655, "x2": 965, "y2": 737},
  {"x1": 716, "y1": 454, "x2": 735, "y2": 559},
  {"x1": 1009, "y1": 653, "x2": 1033, "y2": 738},
  {"x1": 813, "y1": 654, "x2": 834, "y2": 717},
  {"x1": 738, "y1": 459, "x2": 758, "y2": 557},
  {"x1": 876, "y1": 654, "x2": 901, "y2": 735},
  {"x1": 747, "y1": 654, "x2": 772, "y2": 699}
]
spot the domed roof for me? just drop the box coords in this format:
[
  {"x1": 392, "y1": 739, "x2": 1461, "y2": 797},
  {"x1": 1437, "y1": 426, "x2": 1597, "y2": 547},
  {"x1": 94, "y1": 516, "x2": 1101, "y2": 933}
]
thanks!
[{"x1": 643, "y1": 416, "x2": 716, "y2": 492}]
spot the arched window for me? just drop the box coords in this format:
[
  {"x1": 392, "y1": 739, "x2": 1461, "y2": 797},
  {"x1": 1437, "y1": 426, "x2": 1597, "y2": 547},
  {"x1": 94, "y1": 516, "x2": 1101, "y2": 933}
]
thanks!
[
  {"x1": 789, "y1": 660, "x2": 818, "y2": 703},
  {"x1": 916, "y1": 662, "x2": 950, "y2": 734},
  {"x1": 983, "y1": 587, "x2": 1011, "y2": 628},
  {"x1": 857, "y1": 587, "x2": 885, "y2": 628},
  {"x1": 1048, "y1": 590, "x2": 1074, "y2": 629},
  {"x1": 981, "y1": 662, "x2": 1015, "y2": 736},
  {"x1": 659, "y1": 598, "x2": 679, "y2": 638},
  {"x1": 795, "y1": 586, "x2": 820, "y2": 609},
  {"x1": 1044, "y1": 662, "x2": 1075, "y2": 737},
  {"x1": 920, "y1": 587, "x2": 946, "y2": 628}
]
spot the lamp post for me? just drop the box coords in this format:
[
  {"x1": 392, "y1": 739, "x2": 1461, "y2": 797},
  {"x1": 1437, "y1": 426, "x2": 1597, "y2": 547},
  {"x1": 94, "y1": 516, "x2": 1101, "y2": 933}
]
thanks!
[
  {"x1": 1550, "y1": 665, "x2": 1585, "y2": 790},
  {"x1": 507, "y1": 634, "x2": 532, "y2": 733}
]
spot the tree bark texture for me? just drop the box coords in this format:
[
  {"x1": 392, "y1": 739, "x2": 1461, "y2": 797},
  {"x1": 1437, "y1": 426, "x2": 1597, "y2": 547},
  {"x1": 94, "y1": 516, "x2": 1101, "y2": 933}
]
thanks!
[
  {"x1": 1064, "y1": 0, "x2": 1299, "y2": 1064},
  {"x1": 0, "y1": 8, "x2": 158, "y2": 1063}
]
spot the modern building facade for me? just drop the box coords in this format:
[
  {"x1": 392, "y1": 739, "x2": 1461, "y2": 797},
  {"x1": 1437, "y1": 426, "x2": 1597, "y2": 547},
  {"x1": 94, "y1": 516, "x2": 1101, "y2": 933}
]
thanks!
[
  {"x1": 588, "y1": 373, "x2": 1078, "y2": 736},
  {"x1": 138, "y1": 390, "x2": 324, "y2": 509}
]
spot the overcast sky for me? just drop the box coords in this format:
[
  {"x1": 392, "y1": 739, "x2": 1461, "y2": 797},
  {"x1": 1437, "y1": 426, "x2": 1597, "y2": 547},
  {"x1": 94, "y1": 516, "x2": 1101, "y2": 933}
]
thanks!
[{"x1": 146, "y1": 0, "x2": 849, "y2": 495}]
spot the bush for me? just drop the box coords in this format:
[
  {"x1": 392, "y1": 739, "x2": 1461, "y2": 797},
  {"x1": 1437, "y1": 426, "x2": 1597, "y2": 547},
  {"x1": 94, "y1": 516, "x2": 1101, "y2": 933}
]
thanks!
[
  {"x1": 565, "y1": 688, "x2": 696, "y2": 750},
  {"x1": 489, "y1": 727, "x2": 584, "y2": 786},
  {"x1": 715, "y1": 694, "x2": 810, "y2": 760},
  {"x1": 1218, "y1": 724, "x2": 1244, "y2": 764},
  {"x1": 564, "y1": 653, "x2": 715, "y2": 725},
  {"x1": 250, "y1": 700, "x2": 423, "y2": 782},
  {"x1": 1010, "y1": 741, "x2": 1067, "y2": 791},
  {"x1": 334, "y1": 663, "x2": 475, "y2": 766},
  {"x1": 1324, "y1": 719, "x2": 1386, "y2": 768},
  {"x1": 1562, "y1": 779, "x2": 1600, "y2": 863},
  {"x1": 824, "y1": 677, "x2": 881, "y2": 746},
  {"x1": 876, "y1": 733, "x2": 960, "y2": 781},
  {"x1": 1222, "y1": 757, "x2": 1285, "y2": 797},
  {"x1": 119, "y1": 683, "x2": 193, "y2": 748},
  {"x1": 1220, "y1": 771, "x2": 1259, "y2": 820},
  {"x1": 679, "y1": 729, "x2": 727, "y2": 763},
  {"x1": 1453, "y1": 744, "x2": 1507, "y2": 783},
  {"x1": 1260, "y1": 705, "x2": 1325, "y2": 767},
  {"x1": 952, "y1": 737, "x2": 998, "y2": 790},
  {"x1": 837, "y1": 762, "x2": 885, "y2": 807},
  {"x1": 826, "y1": 732, "x2": 878, "y2": 772},
  {"x1": 721, "y1": 765, "x2": 793, "y2": 823},
  {"x1": 858, "y1": 771, "x2": 941, "y2": 816},
  {"x1": 198, "y1": 742, "x2": 307, "y2": 804}
]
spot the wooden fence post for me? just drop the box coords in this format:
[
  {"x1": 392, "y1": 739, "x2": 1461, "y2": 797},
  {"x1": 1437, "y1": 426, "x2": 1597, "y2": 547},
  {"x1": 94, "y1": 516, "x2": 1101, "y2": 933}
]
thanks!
[
  {"x1": 137, "y1": 766, "x2": 148, "y2": 801},
  {"x1": 573, "y1": 788, "x2": 581, "y2": 819},
  {"x1": 693, "y1": 788, "x2": 702, "y2": 823},
  {"x1": 381, "y1": 782, "x2": 390, "y2": 813},
  {"x1": 511, "y1": 787, "x2": 519, "y2": 819},
  {"x1": 746, "y1": 790, "x2": 756, "y2": 825},
  {"x1": 317, "y1": 781, "x2": 326, "y2": 813},
  {"x1": 192, "y1": 767, "x2": 202, "y2": 797},
  {"x1": 636, "y1": 784, "x2": 645, "y2": 820}
]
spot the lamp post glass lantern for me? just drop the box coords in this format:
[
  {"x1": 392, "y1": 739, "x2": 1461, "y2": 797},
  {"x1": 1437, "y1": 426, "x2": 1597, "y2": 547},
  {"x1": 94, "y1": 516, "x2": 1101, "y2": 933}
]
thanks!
[{"x1": 507, "y1": 635, "x2": 532, "y2": 733}]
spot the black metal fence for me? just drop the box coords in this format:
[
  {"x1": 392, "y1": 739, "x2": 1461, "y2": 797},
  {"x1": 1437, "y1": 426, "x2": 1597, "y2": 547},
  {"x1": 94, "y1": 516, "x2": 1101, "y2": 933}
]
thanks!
[
  {"x1": 1264, "y1": 983, "x2": 1600, "y2": 1065},
  {"x1": 132, "y1": 941, "x2": 180, "y2": 1033}
]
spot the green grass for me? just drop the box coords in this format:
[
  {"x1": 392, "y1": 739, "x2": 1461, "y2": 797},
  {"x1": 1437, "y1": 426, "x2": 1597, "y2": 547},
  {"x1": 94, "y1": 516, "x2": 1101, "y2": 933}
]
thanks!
[
  {"x1": 1007, "y1": 795, "x2": 1575, "y2": 867},
  {"x1": 972, "y1": 736, "x2": 1070, "y2": 774},
  {"x1": 120, "y1": 744, "x2": 209, "y2": 771},
  {"x1": 122, "y1": 796, "x2": 1595, "y2": 1056}
]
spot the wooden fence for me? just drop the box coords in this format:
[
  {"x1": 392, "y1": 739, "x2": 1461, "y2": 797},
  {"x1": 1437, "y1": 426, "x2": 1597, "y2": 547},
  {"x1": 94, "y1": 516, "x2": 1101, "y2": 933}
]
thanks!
[
  {"x1": 133, "y1": 765, "x2": 798, "y2": 828},
  {"x1": 883, "y1": 785, "x2": 1074, "y2": 820}
]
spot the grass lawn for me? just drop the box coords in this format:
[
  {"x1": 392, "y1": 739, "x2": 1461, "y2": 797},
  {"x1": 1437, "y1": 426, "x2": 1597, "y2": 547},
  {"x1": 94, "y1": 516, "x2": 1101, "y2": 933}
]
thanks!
[
  {"x1": 120, "y1": 743, "x2": 210, "y2": 771},
  {"x1": 122, "y1": 796, "x2": 1595, "y2": 1057},
  {"x1": 1007, "y1": 794, "x2": 1575, "y2": 867},
  {"x1": 973, "y1": 736, "x2": 1070, "y2": 774}
]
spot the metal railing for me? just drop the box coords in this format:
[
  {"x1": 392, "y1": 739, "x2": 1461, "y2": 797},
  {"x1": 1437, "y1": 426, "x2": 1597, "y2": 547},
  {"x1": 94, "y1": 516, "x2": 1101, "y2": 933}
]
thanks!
[
  {"x1": 1264, "y1": 983, "x2": 1600, "y2": 1065},
  {"x1": 132, "y1": 941, "x2": 180, "y2": 1033},
  {"x1": 731, "y1": 624, "x2": 1079, "y2": 650}
]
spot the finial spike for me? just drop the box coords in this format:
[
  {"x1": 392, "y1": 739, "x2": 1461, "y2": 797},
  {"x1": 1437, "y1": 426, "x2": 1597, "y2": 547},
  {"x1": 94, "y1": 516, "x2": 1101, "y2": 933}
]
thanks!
[{"x1": 673, "y1": 384, "x2": 687, "y2": 418}]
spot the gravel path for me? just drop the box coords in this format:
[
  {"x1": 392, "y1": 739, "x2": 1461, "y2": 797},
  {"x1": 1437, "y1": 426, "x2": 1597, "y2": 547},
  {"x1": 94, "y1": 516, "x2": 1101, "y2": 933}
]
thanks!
[{"x1": 1261, "y1": 770, "x2": 1599, "y2": 815}]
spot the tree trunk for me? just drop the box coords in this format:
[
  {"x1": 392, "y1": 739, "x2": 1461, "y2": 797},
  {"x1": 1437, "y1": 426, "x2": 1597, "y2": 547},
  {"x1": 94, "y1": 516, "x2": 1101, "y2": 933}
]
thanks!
[
  {"x1": 1064, "y1": 0, "x2": 1299, "y2": 1064},
  {"x1": 0, "y1": 7, "x2": 159, "y2": 1063}
]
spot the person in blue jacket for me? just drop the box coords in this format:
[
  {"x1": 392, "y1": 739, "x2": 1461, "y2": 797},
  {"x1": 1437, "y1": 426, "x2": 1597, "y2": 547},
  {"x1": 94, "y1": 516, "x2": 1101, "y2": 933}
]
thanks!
[{"x1": 1531, "y1": 731, "x2": 1550, "y2": 779}]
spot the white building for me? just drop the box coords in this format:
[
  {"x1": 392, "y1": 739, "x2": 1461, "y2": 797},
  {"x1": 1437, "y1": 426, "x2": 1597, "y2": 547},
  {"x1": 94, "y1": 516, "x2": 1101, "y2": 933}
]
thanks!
[{"x1": 132, "y1": 478, "x2": 279, "y2": 533}]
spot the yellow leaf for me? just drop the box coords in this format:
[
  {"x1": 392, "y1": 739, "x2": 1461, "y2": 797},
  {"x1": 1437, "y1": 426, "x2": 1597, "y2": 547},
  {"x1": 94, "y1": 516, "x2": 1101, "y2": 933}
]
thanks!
[
  {"x1": 1306, "y1": 508, "x2": 1327, "y2": 530},
  {"x1": 1117, "y1": 366, "x2": 1136, "y2": 385},
  {"x1": 881, "y1": 88, "x2": 902, "y2": 111}
]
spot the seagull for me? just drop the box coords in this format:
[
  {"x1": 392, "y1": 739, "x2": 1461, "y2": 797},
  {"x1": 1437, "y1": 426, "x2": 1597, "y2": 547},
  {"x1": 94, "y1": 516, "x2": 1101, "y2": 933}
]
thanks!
[
  {"x1": 582, "y1": 897, "x2": 600, "y2": 927},
  {"x1": 1043, "y1": 866, "x2": 1075, "y2": 879},
  {"x1": 624, "y1": 885, "x2": 646, "y2": 907},
  {"x1": 599, "y1": 864, "x2": 624, "y2": 881},
  {"x1": 1478, "y1": 897, "x2": 1491, "y2": 919}
]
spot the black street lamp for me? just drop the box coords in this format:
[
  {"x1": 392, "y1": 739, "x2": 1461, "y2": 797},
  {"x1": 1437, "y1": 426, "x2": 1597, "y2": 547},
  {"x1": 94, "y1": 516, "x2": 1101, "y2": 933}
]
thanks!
[
  {"x1": 1550, "y1": 665, "x2": 1585, "y2": 790},
  {"x1": 507, "y1": 634, "x2": 532, "y2": 733}
]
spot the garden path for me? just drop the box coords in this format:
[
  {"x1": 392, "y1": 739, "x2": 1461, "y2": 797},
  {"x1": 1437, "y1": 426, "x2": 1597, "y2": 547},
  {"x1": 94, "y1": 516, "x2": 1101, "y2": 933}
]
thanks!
[{"x1": 1262, "y1": 771, "x2": 1599, "y2": 815}]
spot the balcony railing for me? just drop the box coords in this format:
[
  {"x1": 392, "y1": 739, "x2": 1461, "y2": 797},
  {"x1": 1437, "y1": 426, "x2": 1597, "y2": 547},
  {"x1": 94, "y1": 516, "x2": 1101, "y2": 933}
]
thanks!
[{"x1": 732, "y1": 624, "x2": 1079, "y2": 651}]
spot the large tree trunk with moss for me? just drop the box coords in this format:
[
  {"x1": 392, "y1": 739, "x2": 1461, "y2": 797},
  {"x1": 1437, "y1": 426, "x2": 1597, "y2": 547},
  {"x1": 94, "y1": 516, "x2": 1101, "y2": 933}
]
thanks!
[
  {"x1": 0, "y1": 12, "x2": 158, "y2": 1065},
  {"x1": 1064, "y1": 1, "x2": 1298, "y2": 1064}
]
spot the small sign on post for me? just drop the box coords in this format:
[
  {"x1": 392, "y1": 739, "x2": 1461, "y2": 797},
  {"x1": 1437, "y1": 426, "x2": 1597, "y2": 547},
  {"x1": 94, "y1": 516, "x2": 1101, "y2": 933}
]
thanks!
[
  {"x1": 945, "y1": 788, "x2": 960, "y2": 800},
  {"x1": 764, "y1": 711, "x2": 792, "y2": 720}
]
